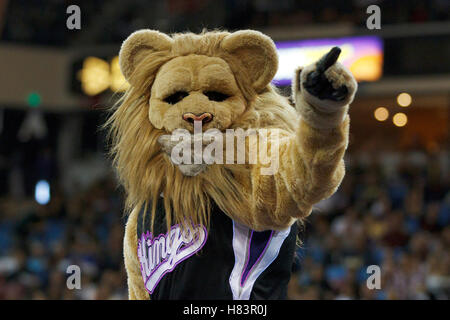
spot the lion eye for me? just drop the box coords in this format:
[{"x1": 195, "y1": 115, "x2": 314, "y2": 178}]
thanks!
[
  {"x1": 164, "y1": 91, "x2": 189, "y2": 104},
  {"x1": 204, "y1": 91, "x2": 230, "y2": 102}
]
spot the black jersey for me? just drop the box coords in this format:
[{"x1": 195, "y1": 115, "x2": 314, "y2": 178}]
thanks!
[{"x1": 136, "y1": 197, "x2": 298, "y2": 300}]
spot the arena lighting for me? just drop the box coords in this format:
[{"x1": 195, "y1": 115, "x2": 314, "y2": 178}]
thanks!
[
  {"x1": 274, "y1": 36, "x2": 383, "y2": 85},
  {"x1": 78, "y1": 57, "x2": 111, "y2": 96},
  {"x1": 110, "y1": 56, "x2": 130, "y2": 92},
  {"x1": 397, "y1": 92, "x2": 412, "y2": 107},
  {"x1": 77, "y1": 56, "x2": 130, "y2": 95},
  {"x1": 35, "y1": 180, "x2": 50, "y2": 205},
  {"x1": 374, "y1": 107, "x2": 389, "y2": 121},
  {"x1": 393, "y1": 112, "x2": 408, "y2": 127}
]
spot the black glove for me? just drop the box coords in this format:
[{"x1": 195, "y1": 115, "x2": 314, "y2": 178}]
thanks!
[{"x1": 302, "y1": 47, "x2": 349, "y2": 102}]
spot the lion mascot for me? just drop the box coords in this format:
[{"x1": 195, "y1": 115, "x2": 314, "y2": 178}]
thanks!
[{"x1": 106, "y1": 29, "x2": 357, "y2": 300}]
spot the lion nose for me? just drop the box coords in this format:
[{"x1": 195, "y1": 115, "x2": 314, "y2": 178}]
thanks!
[{"x1": 182, "y1": 112, "x2": 213, "y2": 125}]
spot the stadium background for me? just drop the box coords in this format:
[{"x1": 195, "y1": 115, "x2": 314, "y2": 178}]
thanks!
[{"x1": 0, "y1": 0, "x2": 449, "y2": 300}]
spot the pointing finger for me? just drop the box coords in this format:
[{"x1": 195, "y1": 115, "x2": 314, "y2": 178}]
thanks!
[{"x1": 316, "y1": 46, "x2": 341, "y2": 73}]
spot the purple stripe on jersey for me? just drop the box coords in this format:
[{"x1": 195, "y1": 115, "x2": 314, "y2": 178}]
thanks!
[{"x1": 240, "y1": 230, "x2": 274, "y2": 286}]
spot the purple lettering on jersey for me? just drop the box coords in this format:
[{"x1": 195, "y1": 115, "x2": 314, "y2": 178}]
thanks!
[{"x1": 137, "y1": 223, "x2": 207, "y2": 294}]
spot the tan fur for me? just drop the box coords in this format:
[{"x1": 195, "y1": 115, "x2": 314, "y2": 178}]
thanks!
[{"x1": 106, "y1": 29, "x2": 356, "y2": 299}]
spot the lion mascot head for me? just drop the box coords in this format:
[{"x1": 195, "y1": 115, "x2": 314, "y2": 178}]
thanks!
[{"x1": 106, "y1": 30, "x2": 297, "y2": 231}]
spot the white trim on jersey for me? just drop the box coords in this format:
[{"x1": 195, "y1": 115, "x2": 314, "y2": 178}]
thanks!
[{"x1": 229, "y1": 221, "x2": 291, "y2": 300}]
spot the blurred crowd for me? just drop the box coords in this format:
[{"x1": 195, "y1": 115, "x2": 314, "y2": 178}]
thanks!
[
  {"x1": 2, "y1": 0, "x2": 449, "y2": 46},
  {"x1": 0, "y1": 177, "x2": 127, "y2": 299},
  {"x1": 289, "y1": 151, "x2": 450, "y2": 300},
  {"x1": 0, "y1": 149, "x2": 448, "y2": 299}
]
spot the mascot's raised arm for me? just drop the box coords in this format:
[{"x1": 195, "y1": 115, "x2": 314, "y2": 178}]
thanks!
[{"x1": 106, "y1": 29, "x2": 357, "y2": 300}]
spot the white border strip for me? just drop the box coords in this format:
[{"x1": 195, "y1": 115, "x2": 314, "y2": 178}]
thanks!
[{"x1": 229, "y1": 221, "x2": 290, "y2": 300}]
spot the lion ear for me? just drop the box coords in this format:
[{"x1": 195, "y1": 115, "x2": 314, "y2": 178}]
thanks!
[
  {"x1": 119, "y1": 29, "x2": 173, "y2": 82},
  {"x1": 221, "y1": 30, "x2": 278, "y2": 92}
]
